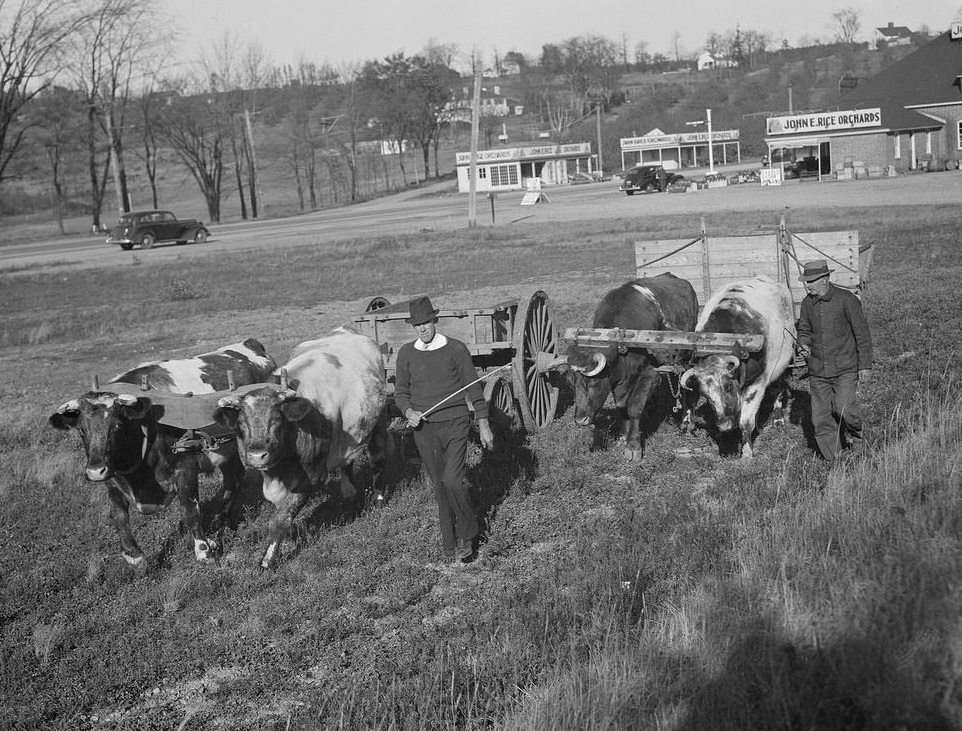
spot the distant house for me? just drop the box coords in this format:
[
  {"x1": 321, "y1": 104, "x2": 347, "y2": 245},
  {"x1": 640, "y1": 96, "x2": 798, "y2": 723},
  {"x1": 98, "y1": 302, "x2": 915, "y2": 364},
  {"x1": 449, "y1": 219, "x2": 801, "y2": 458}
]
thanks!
[
  {"x1": 446, "y1": 85, "x2": 521, "y2": 123},
  {"x1": 697, "y1": 52, "x2": 738, "y2": 70},
  {"x1": 875, "y1": 21, "x2": 913, "y2": 47}
]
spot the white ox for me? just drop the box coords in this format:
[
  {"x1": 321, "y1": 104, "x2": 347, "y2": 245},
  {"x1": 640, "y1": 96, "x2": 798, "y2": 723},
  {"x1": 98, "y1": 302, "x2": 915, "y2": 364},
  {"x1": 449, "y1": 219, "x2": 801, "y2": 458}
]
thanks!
[
  {"x1": 214, "y1": 326, "x2": 390, "y2": 568},
  {"x1": 680, "y1": 278, "x2": 796, "y2": 458}
]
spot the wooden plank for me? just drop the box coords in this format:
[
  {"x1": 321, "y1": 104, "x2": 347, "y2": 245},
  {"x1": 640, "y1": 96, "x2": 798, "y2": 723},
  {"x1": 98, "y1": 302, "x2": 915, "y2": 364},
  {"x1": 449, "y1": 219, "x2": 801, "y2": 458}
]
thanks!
[{"x1": 562, "y1": 327, "x2": 764, "y2": 354}]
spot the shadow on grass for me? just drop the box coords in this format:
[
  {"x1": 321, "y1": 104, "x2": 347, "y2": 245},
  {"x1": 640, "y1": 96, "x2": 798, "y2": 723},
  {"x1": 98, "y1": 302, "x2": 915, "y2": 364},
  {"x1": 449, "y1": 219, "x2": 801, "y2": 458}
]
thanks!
[
  {"x1": 677, "y1": 611, "x2": 955, "y2": 730},
  {"x1": 470, "y1": 418, "x2": 537, "y2": 541}
]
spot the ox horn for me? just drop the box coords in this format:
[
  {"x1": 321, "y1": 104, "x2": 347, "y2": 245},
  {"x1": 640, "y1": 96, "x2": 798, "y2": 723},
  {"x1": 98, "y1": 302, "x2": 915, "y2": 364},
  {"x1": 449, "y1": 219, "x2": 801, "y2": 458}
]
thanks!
[
  {"x1": 217, "y1": 395, "x2": 241, "y2": 410},
  {"x1": 279, "y1": 368, "x2": 289, "y2": 390},
  {"x1": 722, "y1": 355, "x2": 740, "y2": 372},
  {"x1": 56, "y1": 399, "x2": 81, "y2": 414},
  {"x1": 115, "y1": 393, "x2": 138, "y2": 406},
  {"x1": 679, "y1": 368, "x2": 697, "y2": 389},
  {"x1": 584, "y1": 351, "x2": 606, "y2": 378},
  {"x1": 91, "y1": 375, "x2": 100, "y2": 391}
]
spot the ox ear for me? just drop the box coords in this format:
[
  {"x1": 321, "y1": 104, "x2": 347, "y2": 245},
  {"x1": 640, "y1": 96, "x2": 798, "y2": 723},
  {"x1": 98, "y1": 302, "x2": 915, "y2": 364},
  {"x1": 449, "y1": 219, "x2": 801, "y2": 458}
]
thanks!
[
  {"x1": 279, "y1": 397, "x2": 313, "y2": 423},
  {"x1": 49, "y1": 400, "x2": 81, "y2": 430},
  {"x1": 117, "y1": 395, "x2": 152, "y2": 421},
  {"x1": 213, "y1": 395, "x2": 241, "y2": 428}
]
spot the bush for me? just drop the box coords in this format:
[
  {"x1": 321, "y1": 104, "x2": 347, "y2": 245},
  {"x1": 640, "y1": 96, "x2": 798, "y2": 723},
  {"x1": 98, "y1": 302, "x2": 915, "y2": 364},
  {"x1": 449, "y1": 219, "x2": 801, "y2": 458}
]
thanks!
[{"x1": 161, "y1": 279, "x2": 207, "y2": 301}]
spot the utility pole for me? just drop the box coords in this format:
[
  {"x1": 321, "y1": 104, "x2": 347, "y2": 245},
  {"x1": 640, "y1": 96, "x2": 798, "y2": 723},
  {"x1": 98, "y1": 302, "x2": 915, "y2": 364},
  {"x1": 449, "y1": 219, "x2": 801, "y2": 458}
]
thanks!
[
  {"x1": 706, "y1": 108, "x2": 715, "y2": 175},
  {"x1": 468, "y1": 67, "x2": 481, "y2": 228},
  {"x1": 244, "y1": 109, "x2": 260, "y2": 218},
  {"x1": 595, "y1": 104, "x2": 604, "y2": 177}
]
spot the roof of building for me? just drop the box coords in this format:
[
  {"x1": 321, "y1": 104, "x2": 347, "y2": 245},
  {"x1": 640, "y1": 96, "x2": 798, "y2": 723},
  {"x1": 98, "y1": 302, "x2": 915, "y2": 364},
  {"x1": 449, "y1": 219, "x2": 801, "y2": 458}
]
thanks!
[
  {"x1": 845, "y1": 30, "x2": 962, "y2": 108},
  {"x1": 876, "y1": 23, "x2": 913, "y2": 39}
]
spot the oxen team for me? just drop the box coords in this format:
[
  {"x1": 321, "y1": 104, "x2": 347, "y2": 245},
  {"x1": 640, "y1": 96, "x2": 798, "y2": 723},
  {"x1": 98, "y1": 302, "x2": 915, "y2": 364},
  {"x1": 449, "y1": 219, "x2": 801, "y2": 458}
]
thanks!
[{"x1": 50, "y1": 275, "x2": 797, "y2": 568}]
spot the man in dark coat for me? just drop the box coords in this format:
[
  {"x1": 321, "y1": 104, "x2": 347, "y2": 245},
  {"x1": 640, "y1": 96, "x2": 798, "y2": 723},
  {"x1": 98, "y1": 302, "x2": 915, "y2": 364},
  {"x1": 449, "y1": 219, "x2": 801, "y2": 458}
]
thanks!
[
  {"x1": 796, "y1": 260, "x2": 873, "y2": 461},
  {"x1": 395, "y1": 296, "x2": 494, "y2": 562}
]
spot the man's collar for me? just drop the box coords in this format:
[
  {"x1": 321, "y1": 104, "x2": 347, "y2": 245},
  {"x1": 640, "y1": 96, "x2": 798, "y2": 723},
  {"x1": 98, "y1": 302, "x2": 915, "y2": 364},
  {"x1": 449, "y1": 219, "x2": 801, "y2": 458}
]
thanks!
[{"x1": 414, "y1": 332, "x2": 448, "y2": 351}]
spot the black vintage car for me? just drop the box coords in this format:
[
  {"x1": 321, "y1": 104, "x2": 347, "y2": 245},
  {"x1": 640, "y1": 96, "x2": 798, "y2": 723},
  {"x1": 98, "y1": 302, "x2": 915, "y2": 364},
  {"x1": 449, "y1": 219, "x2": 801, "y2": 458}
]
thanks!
[
  {"x1": 106, "y1": 210, "x2": 210, "y2": 250},
  {"x1": 619, "y1": 164, "x2": 685, "y2": 195}
]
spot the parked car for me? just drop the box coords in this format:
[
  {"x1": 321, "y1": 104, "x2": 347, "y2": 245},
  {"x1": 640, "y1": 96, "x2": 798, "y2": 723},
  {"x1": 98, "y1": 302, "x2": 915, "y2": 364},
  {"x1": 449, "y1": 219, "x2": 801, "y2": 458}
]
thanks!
[
  {"x1": 106, "y1": 210, "x2": 210, "y2": 250},
  {"x1": 619, "y1": 164, "x2": 685, "y2": 195}
]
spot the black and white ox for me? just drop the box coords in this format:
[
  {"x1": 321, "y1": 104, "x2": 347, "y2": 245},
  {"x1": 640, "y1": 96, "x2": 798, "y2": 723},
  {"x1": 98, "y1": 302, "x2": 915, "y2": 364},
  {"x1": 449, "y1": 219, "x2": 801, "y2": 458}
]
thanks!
[
  {"x1": 48, "y1": 339, "x2": 277, "y2": 567},
  {"x1": 679, "y1": 277, "x2": 796, "y2": 459},
  {"x1": 565, "y1": 274, "x2": 699, "y2": 460},
  {"x1": 213, "y1": 326, "x2": 390, "y2": 568}
]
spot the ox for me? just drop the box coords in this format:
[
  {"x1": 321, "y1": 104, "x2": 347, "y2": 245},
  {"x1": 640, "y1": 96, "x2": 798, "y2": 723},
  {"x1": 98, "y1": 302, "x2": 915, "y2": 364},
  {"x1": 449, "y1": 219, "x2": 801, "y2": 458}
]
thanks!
[
  {"x1": 48, "y1": 338, "x2": 277, "y2": 567},
  {"x1": 565, "y1": 274, "x2": 699, "y2": 460},
  {"x1": 680, "y1": 277, "x2": 796, "y2": 459},
  {"x1": 213, "y1": 326, "x2": 390, "y2": 568}
]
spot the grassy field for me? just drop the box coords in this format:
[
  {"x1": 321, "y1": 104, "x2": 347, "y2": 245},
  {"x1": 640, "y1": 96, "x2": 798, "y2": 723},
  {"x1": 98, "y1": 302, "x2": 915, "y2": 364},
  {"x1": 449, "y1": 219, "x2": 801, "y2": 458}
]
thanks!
[{"x1": 2, "y1": 202, "x2": 962, "y2": 729}]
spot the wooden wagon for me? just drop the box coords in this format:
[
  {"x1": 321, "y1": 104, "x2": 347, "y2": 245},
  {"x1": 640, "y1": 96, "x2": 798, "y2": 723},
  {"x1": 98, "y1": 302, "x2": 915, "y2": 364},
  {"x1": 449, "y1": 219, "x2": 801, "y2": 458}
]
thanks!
[{"x1": 350, "y1": 291, "x2": 561, "y2": 431}]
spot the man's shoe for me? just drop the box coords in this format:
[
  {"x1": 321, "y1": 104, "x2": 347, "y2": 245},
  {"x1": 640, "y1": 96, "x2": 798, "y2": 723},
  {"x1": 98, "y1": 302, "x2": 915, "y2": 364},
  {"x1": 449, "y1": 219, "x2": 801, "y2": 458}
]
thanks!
[{"x1": 455, "y1": 538, "x2": 474, "y2": 563}]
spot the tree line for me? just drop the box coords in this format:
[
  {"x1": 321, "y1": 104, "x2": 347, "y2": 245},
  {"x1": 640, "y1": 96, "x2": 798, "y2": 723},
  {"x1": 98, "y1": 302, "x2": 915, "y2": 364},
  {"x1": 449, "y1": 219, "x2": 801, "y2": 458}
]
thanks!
[{"x1": 1, "y1": 0, "x2": 874, "y2": 230}]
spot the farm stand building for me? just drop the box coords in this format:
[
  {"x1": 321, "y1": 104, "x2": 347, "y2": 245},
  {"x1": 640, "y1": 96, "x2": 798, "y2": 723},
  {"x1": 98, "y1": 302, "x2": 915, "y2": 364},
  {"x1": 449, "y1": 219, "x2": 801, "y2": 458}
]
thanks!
[{"x1": 764, "y1": 26, "x2": 962, "y2": 179}]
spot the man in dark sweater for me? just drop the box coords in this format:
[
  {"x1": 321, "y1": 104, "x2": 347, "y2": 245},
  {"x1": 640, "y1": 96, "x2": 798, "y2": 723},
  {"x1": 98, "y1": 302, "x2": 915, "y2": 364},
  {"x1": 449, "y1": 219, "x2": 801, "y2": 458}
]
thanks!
[
  {"x1": 395, "y1": 296, "x2": 495, "y2": 562},
  {"x1": 796, "y1": 260, "x2": 873, "y2": 462}
]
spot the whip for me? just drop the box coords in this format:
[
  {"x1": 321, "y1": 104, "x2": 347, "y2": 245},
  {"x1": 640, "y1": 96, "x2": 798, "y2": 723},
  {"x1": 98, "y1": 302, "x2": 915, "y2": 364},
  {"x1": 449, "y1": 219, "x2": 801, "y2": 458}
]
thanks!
[{"x1": 419, "y1": 363, "x2": 513, "y2": 419}]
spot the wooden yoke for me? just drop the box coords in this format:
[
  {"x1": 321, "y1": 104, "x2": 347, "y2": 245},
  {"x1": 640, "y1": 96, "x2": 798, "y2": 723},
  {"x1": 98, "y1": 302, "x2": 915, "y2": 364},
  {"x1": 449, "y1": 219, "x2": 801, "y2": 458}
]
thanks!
[{"x1": 562, "y1": 327, "x2": 764, "y2": 357}]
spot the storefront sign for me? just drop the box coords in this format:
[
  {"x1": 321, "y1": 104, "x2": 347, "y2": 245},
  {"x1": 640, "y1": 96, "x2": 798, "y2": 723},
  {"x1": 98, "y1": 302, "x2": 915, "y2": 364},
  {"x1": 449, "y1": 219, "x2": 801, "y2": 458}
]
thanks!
[
  {"x1": 760, "y1": 168, "x2": 783, "y2": 186},
  {"x1": 620, "y1": 130, "x2": 739, "y2": 149},
  {"x1": 766, "y1": 108, "x2": 881, "y2": 136},
  {"x1": 456, "y1": 142, "x2": 591, "y2": 165}
]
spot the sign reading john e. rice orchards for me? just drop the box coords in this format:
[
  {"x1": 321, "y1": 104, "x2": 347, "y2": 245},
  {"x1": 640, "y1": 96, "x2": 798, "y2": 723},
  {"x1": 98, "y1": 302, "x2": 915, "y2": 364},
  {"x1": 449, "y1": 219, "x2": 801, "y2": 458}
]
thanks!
[{"x1": 766, "y1": 108, "x2": 881, "y2": 136}]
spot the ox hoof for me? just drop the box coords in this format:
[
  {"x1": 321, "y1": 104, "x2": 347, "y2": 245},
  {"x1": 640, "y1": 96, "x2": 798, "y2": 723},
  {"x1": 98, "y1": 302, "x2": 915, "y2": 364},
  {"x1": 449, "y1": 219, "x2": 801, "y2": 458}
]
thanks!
[
  {"x1": 194, "y1": 538, "x2": 218, "y2": 562},
  {"x1": 623, "y1": 448, "x2": 643, "y2": 462},
  {"x1": 122, "y1": 552, "x2": 145, "y2": 568}
]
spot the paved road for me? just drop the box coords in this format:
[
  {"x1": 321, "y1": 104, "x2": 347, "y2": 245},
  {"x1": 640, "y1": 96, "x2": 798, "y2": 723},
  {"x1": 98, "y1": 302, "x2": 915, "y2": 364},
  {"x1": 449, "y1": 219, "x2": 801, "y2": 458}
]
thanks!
[{"x1": 3, "y1": 170, "x2": 960, "y2": 274}]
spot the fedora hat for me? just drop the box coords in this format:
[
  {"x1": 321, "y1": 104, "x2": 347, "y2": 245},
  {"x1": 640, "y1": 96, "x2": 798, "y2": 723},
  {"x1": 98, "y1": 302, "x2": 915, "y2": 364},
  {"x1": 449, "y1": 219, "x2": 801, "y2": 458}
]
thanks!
[
  {"x1": 799, "y1": 259, "x2": 834, "y2": 282},
  {"x1": 406, "y1": 295, "x2": 440, "y2": 325}
]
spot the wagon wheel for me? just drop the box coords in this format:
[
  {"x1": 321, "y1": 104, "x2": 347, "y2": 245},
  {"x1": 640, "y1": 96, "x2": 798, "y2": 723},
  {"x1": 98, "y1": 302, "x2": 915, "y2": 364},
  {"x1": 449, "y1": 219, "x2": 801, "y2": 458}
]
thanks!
[
  {"x1": 365, "y1": 295, "x2": 391, "y2": 312},
  {"x1": 484, "y1": 373, "x2": 519, "y2": 431},
  {"x1": 511, "y1": 289, "x2": 559, "y2": 431}
]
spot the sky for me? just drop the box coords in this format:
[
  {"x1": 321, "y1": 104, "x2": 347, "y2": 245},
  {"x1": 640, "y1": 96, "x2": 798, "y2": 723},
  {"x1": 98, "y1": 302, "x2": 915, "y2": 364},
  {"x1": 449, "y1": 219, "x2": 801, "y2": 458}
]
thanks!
[{"x1": 161, "y1": 0, "x2": 961, "y2": 70}]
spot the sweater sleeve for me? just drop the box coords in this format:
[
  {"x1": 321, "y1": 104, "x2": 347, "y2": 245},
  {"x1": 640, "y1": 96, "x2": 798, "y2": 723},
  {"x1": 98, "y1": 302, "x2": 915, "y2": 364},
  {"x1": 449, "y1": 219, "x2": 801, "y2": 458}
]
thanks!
[
  {"x1": 453, "y1": 340, "x2": 489, "y2": 420},
  {"x1": 797, "y1": 297, "x2": 813, "y2": 349},
  {"x1": 846, "y1": 295, "x2": 873, "y2": 370},
  {"x1": 394, "y1": 344, "x2": 413, "y2": 415}
]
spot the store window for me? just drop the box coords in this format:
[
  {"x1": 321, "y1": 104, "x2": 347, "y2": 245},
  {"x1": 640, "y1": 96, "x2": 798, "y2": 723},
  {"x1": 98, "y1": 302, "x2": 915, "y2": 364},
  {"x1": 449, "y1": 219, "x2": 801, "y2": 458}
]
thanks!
[
  {"x1": 894, "y1": 134, "x2": 901, "y2": 159},
  {"x1": 490, "y1": 164, "x2": 519, "y2": 187},
  {"x1": 478, "y1": 167, "x2": 488, "y2": 180}
]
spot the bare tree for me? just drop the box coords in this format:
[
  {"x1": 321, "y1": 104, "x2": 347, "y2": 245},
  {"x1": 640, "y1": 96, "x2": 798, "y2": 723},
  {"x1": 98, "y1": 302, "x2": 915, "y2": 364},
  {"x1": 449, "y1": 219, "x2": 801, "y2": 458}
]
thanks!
[
  {"x1": 68, "y1": 0, "x2": 162, "y2": 229},
  {"x1": 28, "y1": 86, "x2": 85, "y2": 231},
  {"x1": 633, "y1": 40, "x2": 651, "y2": 69},
  {"x1": 156, "y1": 80, "x2": 229, "y2": 222},
  {"x1": 201, "y1": 33, "x2": 271, "y2": 219},
  {"x1": 671, "y1": 31, "x2": 683, "y2": 63},
  {"x1": 0, "y1": 0, "x2": 85, "y2": 191},
  {"x1": 620, "y1": 33, "x2": 631, "y2": 72},
  {"x1": 833, "y1": 7, "x2": 861, "y2": 45}
]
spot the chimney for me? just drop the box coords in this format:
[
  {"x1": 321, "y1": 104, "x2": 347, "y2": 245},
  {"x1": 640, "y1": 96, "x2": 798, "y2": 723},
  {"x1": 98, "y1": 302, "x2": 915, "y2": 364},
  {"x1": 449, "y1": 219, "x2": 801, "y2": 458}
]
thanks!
[{"x1": 888, "y1": 22, "x2": 894, "y2": 28}]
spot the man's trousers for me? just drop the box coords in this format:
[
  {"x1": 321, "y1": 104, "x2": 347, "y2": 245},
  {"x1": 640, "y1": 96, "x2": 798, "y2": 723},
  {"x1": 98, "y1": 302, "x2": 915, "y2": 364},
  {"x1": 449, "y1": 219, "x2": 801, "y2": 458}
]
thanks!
[{"x1": 413, "y1": 414, "x2": 477, "y2": 553}]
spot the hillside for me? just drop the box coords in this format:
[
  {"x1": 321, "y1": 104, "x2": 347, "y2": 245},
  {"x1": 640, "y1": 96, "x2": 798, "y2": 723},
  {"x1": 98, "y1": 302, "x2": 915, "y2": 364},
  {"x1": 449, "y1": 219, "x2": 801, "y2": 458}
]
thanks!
[{"x1": 0, "y1": 39, "x2": 926, "y2": 234}]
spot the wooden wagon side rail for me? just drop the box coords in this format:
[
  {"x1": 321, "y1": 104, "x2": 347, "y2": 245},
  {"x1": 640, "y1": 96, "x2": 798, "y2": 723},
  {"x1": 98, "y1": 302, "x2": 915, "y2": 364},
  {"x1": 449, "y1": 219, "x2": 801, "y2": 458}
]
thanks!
[{"x1": 562, "y1": 327, "x2": 765, "y2": 356}]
